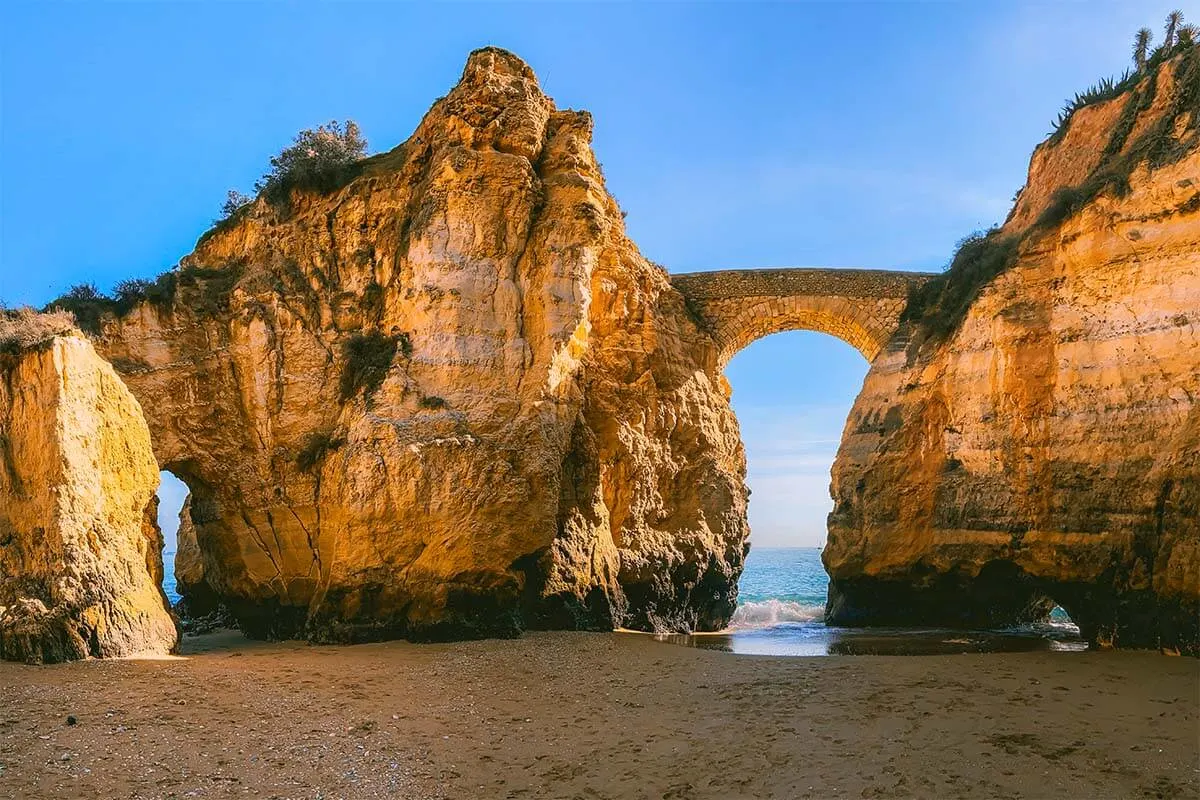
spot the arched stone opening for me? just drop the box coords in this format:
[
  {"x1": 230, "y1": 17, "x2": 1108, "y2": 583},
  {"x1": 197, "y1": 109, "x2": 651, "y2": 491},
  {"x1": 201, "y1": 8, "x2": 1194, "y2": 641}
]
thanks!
[
  {"x1": 153, "y1": 461, "x2": 236, "y2": 634},
  {"x1": 722, "y1": 330, "x2": 870, "y2": 626},
  {"x1": 714, "y1": 297, "x2": 887, "y2": 364},
  {"x1": 671, "y1": 267, "x2": 935, "y2": 367},
  {"x1": 824, "y1": 561, "x2": 1084, "y2": 638},
  {"x1": 155, "y1": 470, "x2": 189, "y2": 606}
]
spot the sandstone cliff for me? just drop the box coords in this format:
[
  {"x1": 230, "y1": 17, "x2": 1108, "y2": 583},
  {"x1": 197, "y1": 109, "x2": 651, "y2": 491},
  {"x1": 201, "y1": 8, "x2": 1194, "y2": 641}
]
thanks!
[
  {"x1": 825, "y1": 50, "x2": 1200, "y2": 653},
  {"x1": 0, "y1": 329, "x2": 178, "y2": 662},
  {"x1": 172, "y1": 494, "x2": 222, "y2": 618},
  {"x1": 94, "y1": 49, "x2": 747, "y2": 641}
]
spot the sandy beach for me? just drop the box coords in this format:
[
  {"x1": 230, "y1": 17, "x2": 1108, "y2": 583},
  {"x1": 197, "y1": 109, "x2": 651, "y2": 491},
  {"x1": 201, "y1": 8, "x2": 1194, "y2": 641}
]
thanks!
[{"x1": 1, "y1": 631, "x2": 1196, "y2": 800}]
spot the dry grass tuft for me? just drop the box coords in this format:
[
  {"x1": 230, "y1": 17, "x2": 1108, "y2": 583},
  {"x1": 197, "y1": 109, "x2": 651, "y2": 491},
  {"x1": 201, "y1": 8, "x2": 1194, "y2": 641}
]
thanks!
[{"x1": 0, "y1": 307, "x2": 78, "y2": 355}]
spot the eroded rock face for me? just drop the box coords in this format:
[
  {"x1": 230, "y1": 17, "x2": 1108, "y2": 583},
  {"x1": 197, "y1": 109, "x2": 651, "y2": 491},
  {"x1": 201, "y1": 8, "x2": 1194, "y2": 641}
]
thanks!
[
  {"x1": 0, "y1": 335, "x2": 178, "y2": 663},
  {"x1": 825, "y1": 54, "x2": 1200, "y2": 654},
  {"x1": 97, "y1": 48, "x2": 747, "y2": 641},
  {"x1": 172, "y1": 494, "x2": 222, "y2": 618}
]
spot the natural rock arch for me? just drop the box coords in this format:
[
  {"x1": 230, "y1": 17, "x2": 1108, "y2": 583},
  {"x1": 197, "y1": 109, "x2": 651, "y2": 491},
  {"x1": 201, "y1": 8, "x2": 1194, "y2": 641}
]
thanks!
[
  {"x1": 81, "y1": 48, "x2": 752, "y2": 643},
  {"x1": 671, "y1": 268, "x2": 935, "y2": 364}
]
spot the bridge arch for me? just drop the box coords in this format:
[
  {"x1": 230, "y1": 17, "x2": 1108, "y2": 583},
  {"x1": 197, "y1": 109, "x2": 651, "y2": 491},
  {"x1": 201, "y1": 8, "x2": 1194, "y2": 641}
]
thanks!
[{"x1": 671, "y1": 268, "x2": 934, "y2": 364}]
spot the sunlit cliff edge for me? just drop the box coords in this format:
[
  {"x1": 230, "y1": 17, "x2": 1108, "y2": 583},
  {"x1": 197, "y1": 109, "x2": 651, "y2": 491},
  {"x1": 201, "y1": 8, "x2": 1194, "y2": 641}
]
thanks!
[
  {"x1": 825, "y1": 49, "x2": 1200, "y2": 654},
  {"x1": 3, "y1": 46, "x2": 1197, "y2": 660}
]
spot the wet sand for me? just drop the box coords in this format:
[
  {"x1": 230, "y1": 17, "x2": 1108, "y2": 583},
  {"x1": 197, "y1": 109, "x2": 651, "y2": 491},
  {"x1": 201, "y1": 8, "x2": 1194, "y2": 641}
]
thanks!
[
  {"x1": 649, "y1": 621, "x2": 1087, "y2": 657},
  {"x1": 1, "y1": 630, "x2": 1196, "y2": 799}
]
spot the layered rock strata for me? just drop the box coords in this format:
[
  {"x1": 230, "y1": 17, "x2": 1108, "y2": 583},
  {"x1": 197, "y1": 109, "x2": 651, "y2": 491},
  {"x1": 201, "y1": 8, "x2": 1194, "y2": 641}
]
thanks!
[
  {"x1": 825, "y1": 51, "x2": 1200, "y2": 654},
  {"x1": 0, "y1": 333, "x2": 178, "y2": 663},
  {"x1": 97, "y1": 48, "x2": 747, "y2": 641}
]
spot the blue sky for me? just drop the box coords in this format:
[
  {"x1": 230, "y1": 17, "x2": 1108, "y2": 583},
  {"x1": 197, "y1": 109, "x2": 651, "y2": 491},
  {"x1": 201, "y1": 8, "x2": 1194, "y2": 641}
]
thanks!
[{"x1": 1, "y1": 2, "x2": 1162, "y2": 548}]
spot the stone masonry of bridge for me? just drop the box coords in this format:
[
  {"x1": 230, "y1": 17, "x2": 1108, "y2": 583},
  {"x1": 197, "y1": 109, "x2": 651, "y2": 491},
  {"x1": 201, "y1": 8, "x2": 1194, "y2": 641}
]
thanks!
[{"x1": 671, "y1": 268, "x2": 937, "y2": 364}]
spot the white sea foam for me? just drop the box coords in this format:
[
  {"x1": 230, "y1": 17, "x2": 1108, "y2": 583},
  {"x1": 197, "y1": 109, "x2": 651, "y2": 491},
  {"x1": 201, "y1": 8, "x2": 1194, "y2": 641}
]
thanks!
[{"x1": 727, "y1": 599, "x2": 825, "y2": 630}]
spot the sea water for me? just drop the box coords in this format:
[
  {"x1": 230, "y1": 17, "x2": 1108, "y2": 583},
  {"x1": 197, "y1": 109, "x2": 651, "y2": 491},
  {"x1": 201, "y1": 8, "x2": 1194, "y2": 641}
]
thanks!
[
  {"x1": 163, "y1": 545, "x2": 1085, "y2": 655},
  {"x1": 653, "y1": 547, "x2": 1087, "y2": 656},
  {"x1": 163, "y1": 550, "x2": 180, "y2": 603}
]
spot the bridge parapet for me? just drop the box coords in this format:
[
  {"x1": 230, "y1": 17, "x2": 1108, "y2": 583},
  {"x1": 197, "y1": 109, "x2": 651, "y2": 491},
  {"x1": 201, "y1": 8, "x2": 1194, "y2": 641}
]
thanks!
[{"x1": 671, "y1": 267, "x2": 936, "y2": 363}]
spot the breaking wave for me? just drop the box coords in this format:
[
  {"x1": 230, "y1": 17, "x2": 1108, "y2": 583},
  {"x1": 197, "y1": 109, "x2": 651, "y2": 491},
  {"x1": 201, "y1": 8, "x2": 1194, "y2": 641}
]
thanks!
[{"x1": 727, "y1": 599, "x2": 825, "y2": 630}]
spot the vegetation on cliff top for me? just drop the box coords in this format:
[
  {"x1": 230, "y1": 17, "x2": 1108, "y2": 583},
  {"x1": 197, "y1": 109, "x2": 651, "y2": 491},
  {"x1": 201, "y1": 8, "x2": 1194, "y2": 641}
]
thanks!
[
  {"x1": 254, "y1": 120, "x2": 367, "y2": 203},
  {"x1": 0, "y1": 308, "x2": 77, "y2": 356},
  {"x1": 43, "y1": 264, "x2": 244, "y2": 335},
  {"x1": 210, "y1": 119, "x2": 369, "y2": 238},
  {"x1": 903, "y1": 23, "x2": 1198, "y2": 353},
  {"x1": 38, "y1": 120, "x2": 375, "y2": 344},
  {"x1": 40, "y1": 121, "x2": 369, "y2": 337},
  {"x1": 1048, "y1": 10, "x2": 1194, "y2": 143},
  {"x1": 1037, "y1": 43, "x2": 1198, "y2": 229},
  {"x1": 900, "y1": 229, "x2": 1019, "y2": 345}
]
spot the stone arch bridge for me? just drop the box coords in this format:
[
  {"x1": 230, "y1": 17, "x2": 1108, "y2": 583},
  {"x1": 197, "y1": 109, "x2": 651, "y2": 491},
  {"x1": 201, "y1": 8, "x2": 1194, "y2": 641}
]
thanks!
[{"x1": 671, "y1": 268, "x2": 937, "y2": 364}]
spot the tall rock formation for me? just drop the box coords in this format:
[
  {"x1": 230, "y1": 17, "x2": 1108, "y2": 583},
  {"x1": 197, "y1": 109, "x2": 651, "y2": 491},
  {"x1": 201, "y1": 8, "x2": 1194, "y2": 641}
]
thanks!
[
  {"x1": 95, "y1": 48, "x2": 748, "y2": 641},
  {"x1": 19, "y1": 45, "x2": 1190, "y2": 655},
  {"x1": 0, "y1": 330, "x2": 178, "y2": 663},
  {"x1": 172, "y1": 495, "x2": 222, "y2": 618},
  {"x1": 825, "y1": 50, "x2": 1200, "y2": 653}
]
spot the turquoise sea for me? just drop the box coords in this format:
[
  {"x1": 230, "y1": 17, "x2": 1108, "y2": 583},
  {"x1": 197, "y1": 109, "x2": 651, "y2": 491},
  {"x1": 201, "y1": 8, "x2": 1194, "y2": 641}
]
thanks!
[
  {"x1": 163, "y1": 550, "x2": 179, "y2": 603},
  {"x1": 163, "y1": 546, "x2": 1084, "y2": 654}
]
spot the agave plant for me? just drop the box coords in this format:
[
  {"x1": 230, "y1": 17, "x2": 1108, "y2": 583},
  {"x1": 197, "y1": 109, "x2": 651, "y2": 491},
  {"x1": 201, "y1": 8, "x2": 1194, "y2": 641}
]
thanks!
[
  {"x1": 1165, "y1": 10, "x2": 1184, "y2": 49},
  {"x1": 1047, "y1": 69, "x2": 1138, "y2": 138},
  {"x1": 1178, "y1": 23, "x2": 1198, "y2": 47},
  {"x1": 1134, "y1": 27, "x2": 1153, "y2": 70}
]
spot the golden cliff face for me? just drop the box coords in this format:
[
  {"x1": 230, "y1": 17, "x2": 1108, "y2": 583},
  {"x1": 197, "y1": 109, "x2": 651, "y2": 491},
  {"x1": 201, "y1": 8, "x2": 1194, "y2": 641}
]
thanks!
[
  {"x1": 96, "y1": 49, "x2": 748, "y2": 640},
  {"x1": 825, "y1": 52, "x2": 1200, "y2": 653},
  {"x1": 0, "y1": 335, "x2": 178, "y2": 663}
]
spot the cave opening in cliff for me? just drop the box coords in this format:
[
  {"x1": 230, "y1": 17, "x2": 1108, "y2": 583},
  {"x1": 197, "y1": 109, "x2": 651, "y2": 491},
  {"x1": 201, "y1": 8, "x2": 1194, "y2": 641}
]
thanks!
[
  {"x1": 156, "y1": 469, "x2": 190, "y2": 607},
  {"x1": 723, "y1": 329, "x2": 868, "y2": 627}
]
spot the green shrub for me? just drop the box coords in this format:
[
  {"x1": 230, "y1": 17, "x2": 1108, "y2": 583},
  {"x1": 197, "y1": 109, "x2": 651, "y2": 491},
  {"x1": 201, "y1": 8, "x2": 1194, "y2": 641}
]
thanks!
[
  {"x1": 901, "y1": 229, "x2": 1019, "y2": 347},
  {"x1": 419, "y1": 395, "x2": 447, "y2": 410},
  {"x1": 113, "y1": 279, "x2": 155, "y2": 314},
  {"x1": 297, "y1": 431, "x2": 345, "y2": 473},
  {"x1": 175, "y1": 264, "x2": 243, "y2": 314},
  {"x1": 1035, "y1": 173, "x2": 1130, "y2": 229},
  {"x1": 144, "y1": 271, "x2": 180, "y2": 308},
  {"x1": 339, "y1": 331, "x2": 401, "y2": 402},
  {"x1": 1101, "y1": 70, "x2": 1159, "y2": 159},
  {"x1": 43, "y1": 283, "x2": 114, "y2": 335},
  {"x1": 220, "y1": 190, "x2": 252, "y2": 220},
  {"x1": 1048, "y1": 69, "x2": 1140, "y2": 143},
  {"x1": 255, "y1": 120, "x2": 367, "y2": 206}
]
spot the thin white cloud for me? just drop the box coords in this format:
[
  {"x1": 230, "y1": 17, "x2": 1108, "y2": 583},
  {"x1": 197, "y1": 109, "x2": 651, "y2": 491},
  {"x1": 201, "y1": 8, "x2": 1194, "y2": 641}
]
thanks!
[{"x1": 734, "y1": 402, "x2": 850, "y2": 547}]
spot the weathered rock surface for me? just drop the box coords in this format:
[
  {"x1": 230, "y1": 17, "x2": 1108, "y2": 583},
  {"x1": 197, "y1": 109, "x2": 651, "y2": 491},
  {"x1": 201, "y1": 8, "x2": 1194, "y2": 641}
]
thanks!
[
  {"x1": 16, "y1": 45, "x2": 1188, "y2": 655},
  {"x1": 97, "y1": 48, "x2": 747, "y2": 641},
  {"x1": 172, "y1": 494, "x2": 223, "y2": 619},
  {"x1": 825, "y1": 52, "x2": 1200, "y2": 653},
  {"x1": 0, "y1": 333, "x2": 178, "y2": 662}
]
